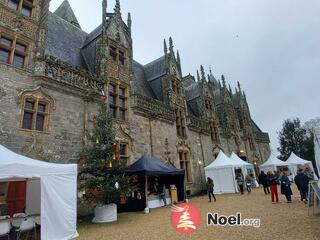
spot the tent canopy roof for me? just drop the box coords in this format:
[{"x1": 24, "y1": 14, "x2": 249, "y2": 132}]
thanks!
[
  {"x1": 230, "y1": 152, "x2": 253, "y2": 167},
  {"x1": 205, "y1": 151, "x2": 236, "y2": 170},
  {"x1": 260, "y1": 153, "x2": 288, "y2": 167},
  {"x1": 125, "y1": 156, "x2": 185, "y2": 176},
  {"x1": 286, "y1": 152, "x2": 312, "y2": 165},
  {"x1": 0, "y1": 145, "x2": 76, "y2": 179}
]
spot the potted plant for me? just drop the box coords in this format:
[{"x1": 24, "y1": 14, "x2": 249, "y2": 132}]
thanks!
[{"x1": 78, "y1": 103, "x2": 134, "y2": 223}]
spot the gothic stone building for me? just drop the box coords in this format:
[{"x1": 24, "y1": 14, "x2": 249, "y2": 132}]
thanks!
[{"x1": 0, "y1": 0, "x2": 270, "y2": 194}]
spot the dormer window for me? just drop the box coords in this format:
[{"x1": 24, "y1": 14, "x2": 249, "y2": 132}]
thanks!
[
  {"x1": 8, "y1": 0, "x2": 34, "y2": 17},
  {"x1": 119, "y1": 50, "x2": 125, "y2": 65},
  {"x1": 109, "y1": 45, "x2": 127, "y2": 66},
  {"x1": 109, "y1": 46, "x2": 117, "y2": 61}
]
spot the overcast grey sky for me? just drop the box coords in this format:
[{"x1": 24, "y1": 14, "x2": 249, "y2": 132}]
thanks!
[{"x1": 50, "y1": 0, "x2": 320, "y2": 152}]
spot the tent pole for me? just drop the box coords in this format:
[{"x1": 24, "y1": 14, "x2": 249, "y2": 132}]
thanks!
[{"x1": 145, "y1": 175, "x2": 149, "y2": 211}]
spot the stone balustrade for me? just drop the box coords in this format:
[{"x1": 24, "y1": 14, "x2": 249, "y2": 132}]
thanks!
[
  {"x1": 38, "y1": 55, "x2": 104, "y2": 91},
  {"x1": 131, "y1": 94, "x2": 175, "y2": 123}
]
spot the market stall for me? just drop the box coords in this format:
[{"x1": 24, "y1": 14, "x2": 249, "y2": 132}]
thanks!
[
  {"x1": 259, "y1": 153, "x2": 288, "y2": 173},
  {"x1": 0, "y1": 145, "x2": 78, "y2": 240},
  {"x1": 230, "y1": 152, "x2": 256, "y2": 178},
  {"x1": 205, "y1": 151, "x2": 239, "y2": 194},
  {"x1": 286, "y1": 152, "x2": 318, "y2": 179},
  {"x1": 123, "y1": 156, "x2": 185, "y2": 211}
]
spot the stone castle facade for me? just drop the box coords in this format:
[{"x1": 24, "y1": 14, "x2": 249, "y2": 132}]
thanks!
[{"x1": 0, "y1": 0, "x2": 270, "y2": 194}]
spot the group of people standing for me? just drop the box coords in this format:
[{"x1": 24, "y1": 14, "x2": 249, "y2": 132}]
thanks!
[
  {"x1": 205, "y1": 167, "x2": 314, "y2": 204},
  {"x1": 235, "y1": 172, "x2": 256, "y2": 194},
  {"x1": 258, "y1": 167, "x2": 314, "y2": 204}
]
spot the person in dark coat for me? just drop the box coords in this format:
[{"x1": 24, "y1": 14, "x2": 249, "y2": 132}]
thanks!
[
  {"x1": 294, "y1": 169, "x2": 309, "y2": 203},
  {"x1": 258, "y1": 171, "x2": 270, "y2": 194},
  {"x1": 267, "y1": 171, "x2": 279, "y2": 203},
  {"x1": 206, "y1": 177, "x2": 216, "y2": 202},
  {"x1": 280, "y1": 172, "x2": 293, "y2": 203}
]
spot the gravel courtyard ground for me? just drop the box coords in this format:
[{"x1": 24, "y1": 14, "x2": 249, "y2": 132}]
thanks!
[{"x1": 77, "y1": 187, "x2": 320, "y2": 240}]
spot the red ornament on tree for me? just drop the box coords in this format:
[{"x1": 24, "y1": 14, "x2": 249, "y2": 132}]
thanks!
[
  {"x1": 100, "y1": 95, "x2": 107, "y2": 101},
  {"x1": 92, "y1": 187, "x2": 100, "y2": 197}
]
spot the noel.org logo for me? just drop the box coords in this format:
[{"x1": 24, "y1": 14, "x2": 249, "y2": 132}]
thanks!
[{"x1": 171, "y1": 203, "x2": 201, "y2": 234}]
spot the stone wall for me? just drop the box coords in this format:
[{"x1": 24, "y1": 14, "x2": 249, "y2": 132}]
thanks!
[
  {"x1": 0, "y1": 64, "x2": 99, "y2": 163},
  {"x1": 257, "y1": 142, "x2": 271, "y2": 164}
]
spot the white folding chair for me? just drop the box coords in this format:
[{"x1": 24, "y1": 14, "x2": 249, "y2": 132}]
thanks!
[
  {"x1": 0, "y1": 215, "x2": 11, "y2": 240},
  {"x1": 18, "y1": 217, "x2": 36, "y2": 240},
  {"x1": 11, "y1": 213, "x2": 27, "y2": 229}
]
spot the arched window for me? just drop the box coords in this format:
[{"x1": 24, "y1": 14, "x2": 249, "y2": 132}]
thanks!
[{"x1": 18, "y1": 87, "x2": 55, "y2": 132}]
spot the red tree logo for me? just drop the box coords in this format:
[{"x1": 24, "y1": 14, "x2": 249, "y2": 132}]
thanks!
[{"x1": 171, "y1": 203, "x2": 201, "y2": 234}]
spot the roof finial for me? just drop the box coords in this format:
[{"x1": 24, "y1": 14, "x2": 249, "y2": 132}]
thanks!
[
  {"x1": 196, "y1": 70, "x2": 200, "y2": 82},
  {"x1": 102, "y1": 0, "x2": 107, "y2": 24},
  {"x1": 114, "y1": 0, "x2": 121, "y2": 15},
  {"x1": 237, "y1": 81, "x2": 242, "y2": 96},
  {"x1": 169, "y1": 37, "x2": 174, "y2": 53},
  {"x1": 177, "y1": 50, "x2": 181, "y2": 73},
  {"x1": 164, "y1": 39, "x2": 168, "y2": 56},
  {"x1": 127, "y1": 12, "x2": 132, "y2": 33},
  {"x1": 200, "y1": 65, "x2": 206, "y2": 81},
  {"x1": 221, "y1": 75, "x2": 226, "y2": 88}
]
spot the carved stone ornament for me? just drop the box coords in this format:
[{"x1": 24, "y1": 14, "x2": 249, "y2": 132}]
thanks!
[{"x1": 18, "y1": 86, "x2": 56, "y2": 109}]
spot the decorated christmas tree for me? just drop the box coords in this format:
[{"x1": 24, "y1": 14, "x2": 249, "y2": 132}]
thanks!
[{"x1": 78, "y1": 103, "x2": 134, "y2": 206}]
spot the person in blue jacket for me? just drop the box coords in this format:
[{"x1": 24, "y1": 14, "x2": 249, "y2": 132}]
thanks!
[{"x1": 280, "y1": 172, "x2": 293, "y2": 203}]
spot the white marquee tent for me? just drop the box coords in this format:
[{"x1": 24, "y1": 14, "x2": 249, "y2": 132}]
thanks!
[
  {"x1": 259, "y1": 153, "x2": 288, "y2": 173},
  {"x1": 0, "y1": 145, "x2": 78, "y2": 240},
  {"x1": 204, "y1": 151, "x2": 238, "y2": 194},
  {"x1": 230, "y1": 152, "x2": 256, "y2": 178},
  {"x1": 286, "y1": 153, "x2": 318, "y2": 180}
]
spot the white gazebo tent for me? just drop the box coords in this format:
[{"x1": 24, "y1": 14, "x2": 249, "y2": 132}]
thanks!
[
  {"x1": 286, "y1": 152, "x2": 318, "y2": 180},
  {"x1": 259, "y1": 153, "x2": 288, "y2": 173},
  {"x1": 0, "y1": 145, "x2": 78, "y2": 240},
  {"x1": 230, "y1": 152, "x2": 256, "y2": 178},
  {"x1": 204, "y1": 151, "x2": 238, "y2": 194}
]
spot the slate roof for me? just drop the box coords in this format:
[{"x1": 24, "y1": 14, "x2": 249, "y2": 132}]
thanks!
[
  {"x1": 184, "y1": 83, "x2": 200, "y2": 101},
  {"x1": 44, "y1": 1, "x2": 243, "y2": 123},
  {"x1": 132, "y1": 61, "x2": 156, "y2": 98},
  {"x1": 45, "y1": 12, "x2": 88, "y2": 68},
  {"x1": 54, "y1": 0, "x2": 81, "y2": 29},
  {"x1": 83, "y1": 25, "x2": 103, "y2": 47},
  {"x1": 144, "y1": 56, "x2": 167, "y2": 81}
]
